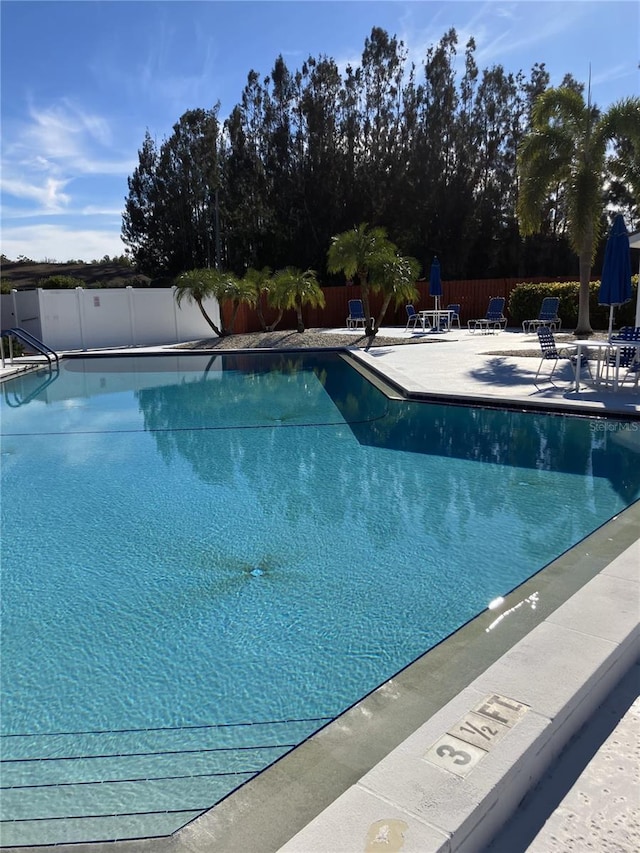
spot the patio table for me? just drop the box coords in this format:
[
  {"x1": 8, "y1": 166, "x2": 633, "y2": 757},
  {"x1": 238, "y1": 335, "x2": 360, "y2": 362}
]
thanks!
[
  {"x1": 572, "y1": 340, "x2": 608, "y2": 392},
  {"x1": 418, "y1": 309, "x2": 453, "y2": 332}
]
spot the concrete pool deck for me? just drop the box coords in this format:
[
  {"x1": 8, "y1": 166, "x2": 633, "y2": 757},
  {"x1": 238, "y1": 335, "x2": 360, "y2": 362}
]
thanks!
[
  {"x1": 346, "y1": 326, "x2": 640, "y2": 416},
  {"x1": 1, "y1": 328, "x2": 638, "y2": 852}
]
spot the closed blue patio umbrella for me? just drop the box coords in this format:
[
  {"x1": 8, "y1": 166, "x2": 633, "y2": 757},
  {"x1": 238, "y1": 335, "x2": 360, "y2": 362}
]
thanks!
[
  {"x1": 429, "y1": 257, "x2": 442, "y2": 311},
  {"x1": 599, "y1": 214, "x2": 632, "y2": 340}
]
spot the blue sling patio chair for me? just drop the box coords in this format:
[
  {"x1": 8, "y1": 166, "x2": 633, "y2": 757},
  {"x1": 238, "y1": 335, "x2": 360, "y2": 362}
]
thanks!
[
  {"x1": 535, "y1": 327, "x2": 592, "y2": 385},
  {"x1": 445, "y1": 304, "x2": 461, "y2": 329},
  {"x1": 600, "y1": 326, "x2": 640, "y2": 389},
  {"x1": 405, "y1": 304, "x2": 423, "y2": 330},
  {"x1": 522, "y1": 297, "x2": 561, "y2": 333},
  {"x1": 346, "y1": 299, "x2": 367, "y2": 329},
  {"x1": 468, "y1": 297, "x2": 507, "y2": 333}
]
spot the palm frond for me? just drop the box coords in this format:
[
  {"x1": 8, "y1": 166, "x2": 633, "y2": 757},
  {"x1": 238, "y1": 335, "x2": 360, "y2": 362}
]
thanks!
[{"x1": 532, "y1": 87, "x2": 595, "y2": 134}]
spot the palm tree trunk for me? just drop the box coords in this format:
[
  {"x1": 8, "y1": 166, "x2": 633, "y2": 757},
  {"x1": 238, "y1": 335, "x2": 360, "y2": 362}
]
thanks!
[
  {"x1": 575, "y1": 234, "x2": 594, "y2": 336},
  {"x1": 255, "y1": 294, "x2": 267, "y2": 331},
  {"x1": 228, "y1": 302, "x2": 241, "y2": 334},
  {"x1": 360, "y1": 280, "x2": 374, "y2": 336},
  {"x1": 195, "y1": 297, "x2": 224, "y2": 336},
  {"x1": 266, "y1": 309, "x2": 284, "y2": 332},
  {"x1": 375, "y1": 293, "x2": 394, "y2": 332},
  {"x1": 296, "y1": 299, "x2": 305, "y2": 333}
]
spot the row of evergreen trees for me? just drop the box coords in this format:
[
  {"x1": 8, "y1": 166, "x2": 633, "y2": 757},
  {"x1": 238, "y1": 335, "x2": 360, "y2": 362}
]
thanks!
[{"x1": 122, "y1": 26, "x2": 634, "y2": 283}]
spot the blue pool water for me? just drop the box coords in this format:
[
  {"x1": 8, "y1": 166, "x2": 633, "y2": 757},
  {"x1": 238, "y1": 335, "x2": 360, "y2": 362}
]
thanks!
[{"x1": 2, "y1": 352, "x2": 639, "y2": 846}]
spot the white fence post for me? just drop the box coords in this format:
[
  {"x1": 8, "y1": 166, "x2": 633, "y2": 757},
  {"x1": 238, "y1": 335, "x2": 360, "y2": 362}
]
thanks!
[
  {"x1": 76, "y1": 287, "x2": 87, "y2": 351},
  {"x1": 127, "y1": 287, "x2": 136, "y2": 346},
  {"x1": 172, "y1": 287, "x2": 181, "y2": 342}
]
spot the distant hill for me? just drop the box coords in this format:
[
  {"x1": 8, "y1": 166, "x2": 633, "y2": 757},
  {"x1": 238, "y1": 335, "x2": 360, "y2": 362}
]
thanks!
[{"x1": 0, "y1": 260, "x2": 153, "y2": 290}]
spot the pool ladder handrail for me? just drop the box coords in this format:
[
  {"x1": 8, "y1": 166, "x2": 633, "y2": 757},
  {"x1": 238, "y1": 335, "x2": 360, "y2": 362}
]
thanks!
[
  {"x1": 3, "y1": 369, "x2": 61, "y2": 406},
  {"x1": 0, "y1": 327, "x2": 60, "y2": 370}
]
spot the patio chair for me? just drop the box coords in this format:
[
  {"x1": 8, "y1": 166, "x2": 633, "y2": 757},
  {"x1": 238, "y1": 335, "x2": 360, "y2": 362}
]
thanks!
[
  {"x1": 445, "y1": 304, "x2": 461, "y2": 329},
  {"x1": 522, "y1": 297, "x2": 561, "y2": 333},
  {"x1": 619, "y1": 360, "x2": 640, "y2": 389},
  {"x1": 405, "y1": 304, "x2": 423, "y2": 330},
  {"x1": 346, "y1": 299, "x2": 367, "y2": 329},
  {"x1": 467, "y1": 297, "x2": 507, "y2": 333},
  {"x1": 535, "y1": 327, "x2": 592, "y2": 384},
  {"x1": 600, "y1": 326, "x2": 640, "y2": 389}
]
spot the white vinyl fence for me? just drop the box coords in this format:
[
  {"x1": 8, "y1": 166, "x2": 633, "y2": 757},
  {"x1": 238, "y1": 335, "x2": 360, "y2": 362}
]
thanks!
[{"x1": 0, "y1": 287, "x2": 221, "y2": 351}]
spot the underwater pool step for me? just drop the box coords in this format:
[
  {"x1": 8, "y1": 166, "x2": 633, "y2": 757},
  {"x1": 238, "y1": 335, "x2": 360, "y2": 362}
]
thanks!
[
  {"x1": 0, "y1": 716, "x2": 324, "y2": 761},
  {"x1": 0, "y1": 808, "x2": 201, "y2": 848},
  {"x1": 0, "y1": 743, "x2": 290, "y2": 787},
  {"x1": 2, "y1": 770, "x2": 263, "y2": 820},
  {"x1": 0, "y1": 716, "x2": 328, "y2": 847}
]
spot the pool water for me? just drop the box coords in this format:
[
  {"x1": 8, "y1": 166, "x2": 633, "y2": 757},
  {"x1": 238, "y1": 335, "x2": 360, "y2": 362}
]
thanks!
[{"x1": 1, "y1": 352, "x2": 639, "y2": 846}]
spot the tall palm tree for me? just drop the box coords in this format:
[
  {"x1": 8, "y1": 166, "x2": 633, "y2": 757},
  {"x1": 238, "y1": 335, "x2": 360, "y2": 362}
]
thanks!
[
  {"x1": 326, "y1": 223, "x2": 397, "y2": 336},
  {"x1": 371, "y1": 253, "x2": 420, "y2": 331},
  {"x1": 269, "y1": 267, "x2": 325, "y2": 332},
  {"x1": 517, "y1": 90, "x2": 640, "y2": 336}
]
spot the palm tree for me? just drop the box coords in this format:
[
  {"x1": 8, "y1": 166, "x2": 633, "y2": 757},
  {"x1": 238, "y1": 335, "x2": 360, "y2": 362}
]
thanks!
[
  {"x1": 242, "y1": 267, "x2": 273, "y2": 330},
  {"x1": 517, "y1": 90, "x2": 640, "y2": 336},
  {"x1": 371, "y1": 254, "x2": 420, "y2": 331},
  {"x1": 326, "y1": 223, "x2": 397, "y2": 336},
  {"x1": 222, "y1": 273, "x2": 256, "y2": 334},
  {"x1": 269, "y1": 267, "x2": 325, "y2": 332},
  {"x1": 174, "y1": 268, "x2": 225, "y2": 336},
  {"x1": 604, "y1": 100, "x2": 640, "y2": 220},
  {"x1": 174, "y1": 268, "x2": 251, "y2": 336}
]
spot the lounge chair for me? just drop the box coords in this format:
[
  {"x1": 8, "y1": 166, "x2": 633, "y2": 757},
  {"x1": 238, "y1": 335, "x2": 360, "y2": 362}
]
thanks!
[
  {"x1": 467, "y1": 297, "x2": 507, "y2": 333},
  {"x1": 347, "y1": 299, "x2": 367, "y2": 329},
  {"x1": 522, "y1": 297, "x2": 561, "y2": 333},
  {"x1": 445, "y1": 304, "x2": 461, "y2": 329},
  {"x1": 535, "y1": 327, "x2": 592, "y2": 384},
  {"x1": 405, "y1": 304, "x2": 424, "y2": 330}
]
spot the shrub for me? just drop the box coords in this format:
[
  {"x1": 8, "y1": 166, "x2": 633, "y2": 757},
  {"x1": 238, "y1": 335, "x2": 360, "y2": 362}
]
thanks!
[
  {"x1": 508, "y1": 279, "x2": 638, "y2": 331},
  {"x1": 36, "y1": 275, "x2": 85, "y2": 289}
]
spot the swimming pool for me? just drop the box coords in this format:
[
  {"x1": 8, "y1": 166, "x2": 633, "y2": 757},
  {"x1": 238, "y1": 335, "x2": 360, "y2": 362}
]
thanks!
[{"x1": 2, "y1": 352, "x2": 639, "y2": 847}]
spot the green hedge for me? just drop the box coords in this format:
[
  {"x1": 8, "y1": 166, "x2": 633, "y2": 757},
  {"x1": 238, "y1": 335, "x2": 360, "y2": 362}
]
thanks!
[
  {"x1": 36, "y1": 275, "x2": 86, "y2": 289},
  {"x1": 508, "y1": 279, "x2": 638, "y2": 331}
]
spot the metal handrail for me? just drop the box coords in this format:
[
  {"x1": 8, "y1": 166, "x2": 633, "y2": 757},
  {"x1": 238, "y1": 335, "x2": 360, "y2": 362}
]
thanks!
[
  {"x1": 3, "y1": 367, "x2": 60, "y2": 406},
  {"x1": 0, "y1": 327, "x2": 59, "y2": 369}
]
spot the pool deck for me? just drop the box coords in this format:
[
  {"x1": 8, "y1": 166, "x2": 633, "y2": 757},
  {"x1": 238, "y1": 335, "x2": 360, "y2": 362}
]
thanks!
[
  {"x1": 1, "y1": 328, "x2": 638, "y2": 853},
  {"x1": 346, "y1": 326, "x2": 640, "y2": 416}
]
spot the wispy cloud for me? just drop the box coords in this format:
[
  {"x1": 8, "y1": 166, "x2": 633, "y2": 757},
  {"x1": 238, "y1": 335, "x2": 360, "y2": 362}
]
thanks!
[
  {"x1": 95, "y1": 16, "x2": 224, "y2": 123},
  {"x1": 1, "y1": 223, "x2": 125, "y2": 263},
  {"x1": 26, "y1": 99, "x2": 113, "y2": 157},
  {"x1": 9, "y1": 99, "x2": 135, "y2": 175},
  {"x1": 1, "y1": 98, "x2": 136, "y2": 222},
  {"x1": 397, "y1": 0, "x2": 583, "y2": 79},
  {"x1": 1, "y1": 175, "x2": 71, "y2": 212}
]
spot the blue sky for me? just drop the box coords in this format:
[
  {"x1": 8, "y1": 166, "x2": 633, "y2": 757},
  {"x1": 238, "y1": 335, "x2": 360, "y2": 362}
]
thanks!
[{"x1": 1, "y1": 0, "x2": 638, "y2": 263}]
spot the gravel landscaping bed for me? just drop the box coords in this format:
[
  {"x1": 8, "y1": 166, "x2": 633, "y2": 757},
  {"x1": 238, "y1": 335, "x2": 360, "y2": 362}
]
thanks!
[
  {"x1": 175, "y1": 328, "x2": 434, "y2": 351},
  {"x1": 175, "y1": 328, "x2": 608, "y2": 357}
]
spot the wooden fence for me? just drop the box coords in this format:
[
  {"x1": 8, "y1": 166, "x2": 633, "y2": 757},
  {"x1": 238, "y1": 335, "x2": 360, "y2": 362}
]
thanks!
[{"x1": 224, "y1": 276, "x2": 583, "y2": 333}]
